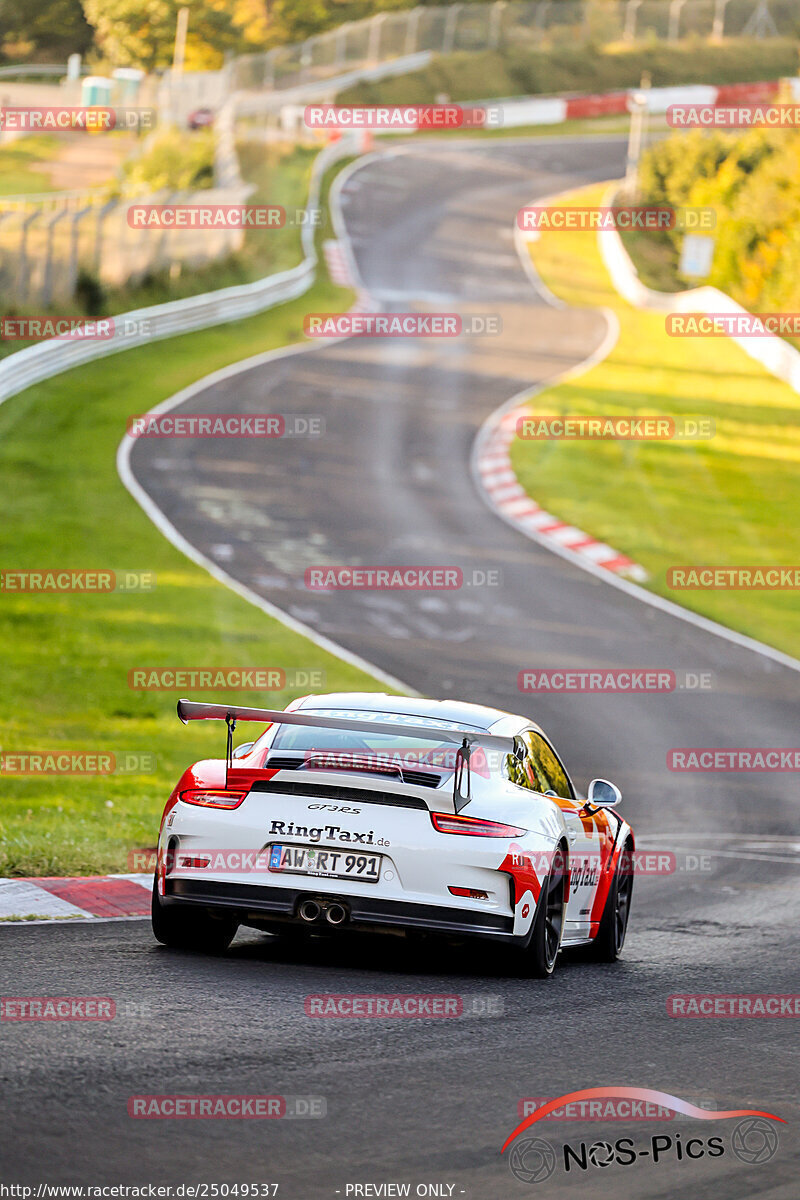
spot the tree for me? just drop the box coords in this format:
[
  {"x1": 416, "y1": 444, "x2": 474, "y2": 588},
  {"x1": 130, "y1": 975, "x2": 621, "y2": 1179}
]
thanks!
[
  {"x1": 268, "y1": 0, "x2": 413, "y2": 45},
  {"x1": 80, "y1": 0, "x2": 262, "y2": 71},
  {"x1": 0, "y1": 0, "x2": 93, "y2": 61}
]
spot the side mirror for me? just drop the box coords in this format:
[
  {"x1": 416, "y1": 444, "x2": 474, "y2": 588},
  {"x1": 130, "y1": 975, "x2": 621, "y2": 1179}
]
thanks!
[
  {"x1": 587, "y1": 778, "x2": 622, "y2": 808},
  {"x1": 232, "y1": 741, "x2": 255, "y2": 760}
]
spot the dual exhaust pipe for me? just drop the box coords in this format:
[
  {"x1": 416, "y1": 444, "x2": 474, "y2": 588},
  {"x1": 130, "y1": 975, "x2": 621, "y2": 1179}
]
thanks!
[{"x1": 298, "y1": 899, "x2": 348, "y2": 926}]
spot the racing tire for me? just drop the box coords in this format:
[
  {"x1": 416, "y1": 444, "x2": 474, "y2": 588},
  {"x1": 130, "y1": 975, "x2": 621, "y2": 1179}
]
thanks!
[
  {"x1": 151, "y1": 879, "x2": 238, "y2": 953},
  {"x1": 589, "y1": 841, "x2": 634, "y2": 962},
  {"x1": 520, "y1": 844, "x2": 567, "y2": 979}
]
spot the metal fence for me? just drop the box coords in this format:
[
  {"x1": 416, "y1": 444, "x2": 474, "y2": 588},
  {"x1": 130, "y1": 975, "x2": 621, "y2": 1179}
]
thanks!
[
  {"x1": 227, "y1": 0, "x2": 800, "y2": 94},
  {"x1": 0, "y1": 180, "x2": 250, "y2": 307},
  {"x1": 0, "y1": 136, "x2": 355, "y2": 407},
  {"x1": 0, "y1": 91, "x2": 248, "y2": 306}
]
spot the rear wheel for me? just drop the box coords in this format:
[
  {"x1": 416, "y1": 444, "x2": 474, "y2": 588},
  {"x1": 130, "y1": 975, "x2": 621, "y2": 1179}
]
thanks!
[
  {"x1": 590, "y1": 841, "x2": 634, "y2": 962},
  {"x1": 521, "y1": 845, "x2": 567, "y2": 978},
  {"x1": 151, "y1": 879, "x2": 237, "y2": 952}
]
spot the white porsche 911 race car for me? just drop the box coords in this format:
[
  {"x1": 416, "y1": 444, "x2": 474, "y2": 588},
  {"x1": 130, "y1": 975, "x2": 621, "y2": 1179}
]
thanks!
[{"x1": 152, "y1": 693, "x2": 634, "y2": 976}]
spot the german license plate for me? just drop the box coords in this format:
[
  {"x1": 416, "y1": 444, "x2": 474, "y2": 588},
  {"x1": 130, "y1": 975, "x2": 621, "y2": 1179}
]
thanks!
[{"x1": 268, "y1": 843, "x2": 382, "y2": 882}]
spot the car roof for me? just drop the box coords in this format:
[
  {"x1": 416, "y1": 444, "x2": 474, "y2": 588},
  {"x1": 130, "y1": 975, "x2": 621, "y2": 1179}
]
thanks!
[{"x1": 294, "y1": 692, "x2": 535, "y2": 735}]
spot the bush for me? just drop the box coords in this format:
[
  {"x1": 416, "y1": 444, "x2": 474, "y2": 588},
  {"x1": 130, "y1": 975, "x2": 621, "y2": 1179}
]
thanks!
[
  {"x1": 637, "y1": 125, "x2": 800, "y2": 314},
  {"x1": 75, "y1": 269, "x2": 106, "y2": 316},
  {"x1": 123, "y1": 128, "x2": 215, "y2": 192}
]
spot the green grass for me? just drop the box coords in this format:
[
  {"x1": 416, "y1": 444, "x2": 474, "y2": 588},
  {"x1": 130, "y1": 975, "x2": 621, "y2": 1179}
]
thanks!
[
  {"x1": 618, "y1": 223, "x2": 684, "y2": 292},
  {"x1": 0, "y1": 135, "x2": 61, "y2": 195},
  {"x1": 0, "y1": 159, "x2": 392, "y2": 878},
  {"x1": 511, "y1": 181, "x2": 800, "y2": 658},
  {"x1": 0, "y1": 914, "x2": 83, "y2": 922}
]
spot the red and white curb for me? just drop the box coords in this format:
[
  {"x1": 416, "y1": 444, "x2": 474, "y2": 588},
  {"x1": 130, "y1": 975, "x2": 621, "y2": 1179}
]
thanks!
[
  {"x1": 323, "y1": 237, "x2": 373, "y2": 315},
  {"x1": 474, "y1": 403, "x2": 648, "y2": 582},
  {"x1": 0, "y1": 873, "x2": 152, "y2": 924},
  {"x1": 323, "y1": 238, "x2": 352, "y2": 286},
  {"x1": 471, "y1": 181, "x2": 649, "y2": 583},
  {"x1": 464, "y1": 78, "x2": 785, "y2": 129}
]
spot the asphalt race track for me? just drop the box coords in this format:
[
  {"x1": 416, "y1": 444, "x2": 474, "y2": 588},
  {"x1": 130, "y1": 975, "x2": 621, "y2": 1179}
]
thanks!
[{"x1": 3, "y1": 137, "x2": 799, "y2": 1197}]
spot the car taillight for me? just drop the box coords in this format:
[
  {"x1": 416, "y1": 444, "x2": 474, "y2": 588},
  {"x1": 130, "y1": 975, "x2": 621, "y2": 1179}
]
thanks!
[
  {"x1": 179, "y1": 855, "x2": 211, "y2": 868},
  {"x1": 431, "y1": 812, "x2": 527, "y2": 837},
  {"x1": 448, "y1": 886, "x2": 489, "y2": 899},
  {"x1": 179, "y1": 789, "x2": 246, "y2": 809}
]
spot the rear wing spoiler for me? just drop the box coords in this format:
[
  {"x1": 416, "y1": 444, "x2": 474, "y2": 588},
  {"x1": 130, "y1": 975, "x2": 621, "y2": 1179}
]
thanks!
[{"x1": 177, "y1": 698, "x2": 515, "y2": 812}]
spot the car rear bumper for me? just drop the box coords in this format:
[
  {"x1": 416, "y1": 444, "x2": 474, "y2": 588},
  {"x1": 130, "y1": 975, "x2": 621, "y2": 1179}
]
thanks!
[{"x1": 163, "y1": 877, "x2": 515, "y2": 940}]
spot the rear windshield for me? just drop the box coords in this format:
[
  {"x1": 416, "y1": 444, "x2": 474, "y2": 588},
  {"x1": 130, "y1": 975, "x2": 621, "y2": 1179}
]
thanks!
[{"x1": 265, "y1": 709, "x2": 478, "y2": 773}]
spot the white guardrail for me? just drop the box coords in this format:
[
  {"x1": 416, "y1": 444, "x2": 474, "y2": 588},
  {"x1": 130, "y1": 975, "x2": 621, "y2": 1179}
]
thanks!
[
  {"x1": 0, "y1": 135, "x2": 356, "y2": 408},
  {"x1": 599, "y1": 184, "x2": 800, "y2": 396}
]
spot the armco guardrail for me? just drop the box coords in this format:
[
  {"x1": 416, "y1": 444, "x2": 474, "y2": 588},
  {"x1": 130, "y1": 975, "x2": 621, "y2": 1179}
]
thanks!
[
  {"x1": 0, "y1": 136, "x2": 355, "y2": 408},
  {"x1": 598, "y1": 183, "x2": 800, "y2": 396},
  {"x1": 0, "y1": 64, "x2": 83, "y2": 79}
]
